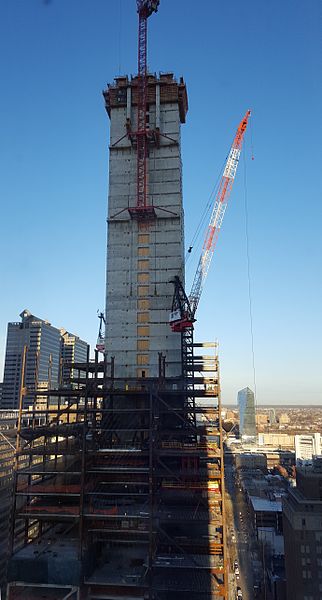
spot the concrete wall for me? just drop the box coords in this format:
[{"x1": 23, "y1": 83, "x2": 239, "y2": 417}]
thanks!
[{"x1": 105, "y1": 83, "x2": 186, "y2": 378}]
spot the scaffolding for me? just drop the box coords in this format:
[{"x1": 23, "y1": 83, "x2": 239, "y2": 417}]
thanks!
[{"x1": 8, "y1": 342, "x2": 227, "y2": 600}]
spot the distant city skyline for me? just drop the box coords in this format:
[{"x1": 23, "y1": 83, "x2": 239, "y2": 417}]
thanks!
[{"x1": 0, "y1": 0, "x2": 321, "y2": 405}]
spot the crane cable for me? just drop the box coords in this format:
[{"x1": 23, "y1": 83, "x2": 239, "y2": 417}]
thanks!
[
  {"x1": 118, "y1": 0, "x2": 123, "y2": 74},
  {"x1": 243, "y1": 143, "x2": 257, "y2": 406},
  {"x1": 243, "y1": 137, "x2": 269, "y2": 599},
  {"x1": 185, "y1": 153, "x2": 229, "y2": 267}
]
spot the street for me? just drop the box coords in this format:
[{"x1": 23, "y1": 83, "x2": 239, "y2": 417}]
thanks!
[{"x1": 224, "y1": 462, "x2": 255, "y2": 600}]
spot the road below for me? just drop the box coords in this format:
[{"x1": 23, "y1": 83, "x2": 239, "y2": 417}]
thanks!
[{"x1": 224, "y1": 461, "x2": 255, "y2": 600}]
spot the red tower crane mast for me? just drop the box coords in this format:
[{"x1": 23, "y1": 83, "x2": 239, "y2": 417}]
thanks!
[
  {"x1": 129, "y1": 0, "x2": 160, "y2": 220},
  {"x1": 170, "y1": 110, "x2": 251, "y2": 332}
]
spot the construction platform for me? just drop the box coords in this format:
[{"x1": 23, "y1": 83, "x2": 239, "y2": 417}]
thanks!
[{"x1": 7, "y1": 342, "x2": 227, "y2": 599}]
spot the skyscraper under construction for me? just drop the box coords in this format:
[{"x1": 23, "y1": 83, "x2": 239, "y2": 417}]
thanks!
[
  {"x1": 103, "y1": 70, "x2": 187, "y2": 379},
  {"x1": 7, "y1": 3, "x2": 227, "y2": 599}
]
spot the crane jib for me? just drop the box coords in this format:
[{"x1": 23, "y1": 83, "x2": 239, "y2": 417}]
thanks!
[
  {"x1": 169, "y1": 109, "x2": 251, "y2": 332},
  {"x1": 223, "y1": 147, "x2": 241, "y2": 180}
]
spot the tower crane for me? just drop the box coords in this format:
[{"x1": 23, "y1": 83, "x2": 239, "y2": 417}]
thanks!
[
  {"x1": 169, "y1": 110, "x2": 251, "y2": 332},
  {"x1": 97, "y1": 1, "x2": 160, "y2": 352},
  {"x1": 96, "y1": 311, "x2": 106, "y2": 353},
  {"x1": 129, "y1": 0, "x2": 160, "y2": 220}
]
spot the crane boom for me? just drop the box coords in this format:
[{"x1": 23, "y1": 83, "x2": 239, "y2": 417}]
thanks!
[{"x1": 170, "y1": 110, "x2": 251, "y2": 332}]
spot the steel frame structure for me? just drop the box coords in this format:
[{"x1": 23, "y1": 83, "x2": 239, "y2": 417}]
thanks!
[{"x1": 8, "y1": 344, "x2": 227, "y2": 600}]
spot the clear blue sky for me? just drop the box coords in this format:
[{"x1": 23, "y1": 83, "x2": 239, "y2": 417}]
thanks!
[{"x1": 0, "y1": 0, "x2": 321, "y2": 405}]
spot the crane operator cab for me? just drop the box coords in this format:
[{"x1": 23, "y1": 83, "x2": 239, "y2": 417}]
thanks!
[{"x1": 137, "y1": 0, "x2": 160, "y2": 16}]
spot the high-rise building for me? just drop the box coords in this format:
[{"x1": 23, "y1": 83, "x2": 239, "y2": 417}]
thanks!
[
  {"x1": 283, "y1": 456, "x2": 322, "y2": 600},
  {"x1": 268, "y1": 408, "x2": 276, "y2": 425},
  {"x1": 1, "y1": 310, "x2": 61, "y2": 409},
  {"x1": 103, "y1": 73, "x2": 187, "y2": 378},
  {"x1": 60, "y1": 329, "x2": 88, "y2": 386},
  {"x1": 237, "y1": 386, "x2": 256, "y2": 439},
  {"x1": 1, "y1": 310, "x2": 88, "y2": 409},
  {"x1": 295, "y1": 433, "x2": 322, "y2": 464}
]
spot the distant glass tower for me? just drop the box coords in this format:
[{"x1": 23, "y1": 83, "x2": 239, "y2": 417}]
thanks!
[
  {"x1": 237, "y1": 386, "x2": 256, "y2": 440},
  {"x1": 60, "y1": 329, "x2": 88, "y2": 387},
  {"x1": 1, "y1": 310, "x2": 61, "y2": 409}
]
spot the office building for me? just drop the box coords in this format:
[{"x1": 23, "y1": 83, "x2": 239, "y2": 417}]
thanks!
[
  {"x1": 268, "y1": 408, "x2": 276, "y2": 425},
  {"x1": 283, "y1": 456, "x2": 322, "y2": 600},
  {"x1": 60, "y1": 329, "x2": 88, "y2": 386},
  {"x1": 295, "y1": 433, "x2": 322, "y2": 463},
  {"x1": 1, "y1": 310, "x2": 88, "y2": 409},
  {"x1": 237, "y1": 386, "x2": 256, "y2": 439},
  {"x1": 1, "y1": 310, "x2": 61, "y2": 409}
]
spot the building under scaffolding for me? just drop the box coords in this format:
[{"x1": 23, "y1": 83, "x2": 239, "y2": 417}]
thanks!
[{"x1": 7, "y1": 343, "x2": 227, "y2": 599}]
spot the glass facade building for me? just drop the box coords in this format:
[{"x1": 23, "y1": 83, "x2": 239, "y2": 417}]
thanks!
[
  {"x1": 60, "y1": 329, "x2": 88, "y2": 387},
  {"x1": 237, "y1": 386, "x2": 257, "y2": 440},
  {"x1": 1, "y1": 310, "x2": 88, "y2": 409}
]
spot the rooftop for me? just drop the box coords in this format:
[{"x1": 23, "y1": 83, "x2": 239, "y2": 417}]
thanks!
[{"x1": 250, "y1": 496, "x2": 282, "y2": 513}]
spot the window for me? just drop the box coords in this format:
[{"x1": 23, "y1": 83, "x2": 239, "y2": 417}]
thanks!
[
  {"x1": 138, "y1": 273, "x2": 149, "y2": 283},
  {"x1": 137, "y1": 312, "x2": 149, "y2": 323},
  {"x1": 137, "y1": 340, "x2": 149, "y2": 351},
  {"x1": 137, "y1": 325, "x2": 149, "y2": 337},
  {"x1": 302, "y1": 518, "x2": 306, "y2": 527},
  {"x1": 138, "y1": 259, "x2": 149, "y2": 271},
  {"x1": 138, "y1": 247, "x2": 149, "y2": 256},
  {"x1": 137, "y1": 354, "x2": 149, "y2": 365},
  {"x1": 138, "y1": 299, "x2": 150, "y2": 310},
  {"x1": 138, "y1": 286, "x2": 149, "y2": 297},
  {"x1": 138, "y1": 233, "x2": 150, "y2": 244}
]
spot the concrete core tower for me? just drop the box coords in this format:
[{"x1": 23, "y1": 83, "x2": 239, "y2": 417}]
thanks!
[{"x1": 103, "y1": 73, "x2": 188, "y2": 378}]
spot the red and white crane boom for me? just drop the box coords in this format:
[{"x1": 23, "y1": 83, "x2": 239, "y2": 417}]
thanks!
[{"x1": 170, "y1": 110, "x2": 251, "y2": 332}]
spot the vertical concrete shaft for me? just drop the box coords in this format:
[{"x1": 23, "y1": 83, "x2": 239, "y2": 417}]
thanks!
[{"x1": 104, "y1": 74, "x2": 188, "y2": 378}]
